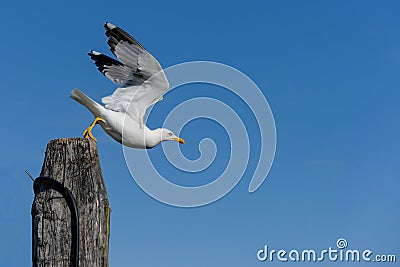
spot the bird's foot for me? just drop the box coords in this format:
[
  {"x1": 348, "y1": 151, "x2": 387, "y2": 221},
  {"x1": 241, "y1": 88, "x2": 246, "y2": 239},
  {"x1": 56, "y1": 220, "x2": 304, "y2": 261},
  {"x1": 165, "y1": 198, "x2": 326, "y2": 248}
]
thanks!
[{"x1": 83, "y1": 117, "x2": 105, "y2": 142}]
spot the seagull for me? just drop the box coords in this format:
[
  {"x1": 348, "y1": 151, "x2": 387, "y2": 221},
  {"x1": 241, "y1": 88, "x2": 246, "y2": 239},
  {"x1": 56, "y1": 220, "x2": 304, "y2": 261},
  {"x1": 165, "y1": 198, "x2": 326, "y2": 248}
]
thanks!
[{"x1": 70, "y1": 22, "x2": 184, "y2": 149}]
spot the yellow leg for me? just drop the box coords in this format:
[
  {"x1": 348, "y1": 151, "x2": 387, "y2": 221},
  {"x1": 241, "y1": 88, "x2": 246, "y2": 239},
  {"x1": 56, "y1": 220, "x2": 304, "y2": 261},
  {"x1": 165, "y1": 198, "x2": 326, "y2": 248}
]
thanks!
[{"x1": 83, "y1": 117, "x2": 105, "y2": 142}]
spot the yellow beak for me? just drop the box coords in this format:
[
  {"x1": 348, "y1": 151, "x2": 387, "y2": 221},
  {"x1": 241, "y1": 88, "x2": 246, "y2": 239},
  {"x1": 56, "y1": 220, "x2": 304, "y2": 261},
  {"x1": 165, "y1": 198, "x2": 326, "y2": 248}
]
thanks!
[{"x1": 173, "y1": 137, "x2": 185, "y2": 144}]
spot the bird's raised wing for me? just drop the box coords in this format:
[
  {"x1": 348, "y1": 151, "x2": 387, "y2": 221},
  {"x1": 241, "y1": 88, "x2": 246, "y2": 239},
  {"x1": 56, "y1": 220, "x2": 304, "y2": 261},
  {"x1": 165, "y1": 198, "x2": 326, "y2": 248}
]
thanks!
[{"x1": 89, "y1": 22, "x2": 169, "y2": 126}]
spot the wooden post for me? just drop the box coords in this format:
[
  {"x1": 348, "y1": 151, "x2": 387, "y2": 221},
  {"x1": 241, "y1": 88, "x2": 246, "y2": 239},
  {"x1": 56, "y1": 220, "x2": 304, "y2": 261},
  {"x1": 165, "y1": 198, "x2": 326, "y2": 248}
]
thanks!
[{"x1": 32, "y1": 138, "x2": 111, "y2": 267}]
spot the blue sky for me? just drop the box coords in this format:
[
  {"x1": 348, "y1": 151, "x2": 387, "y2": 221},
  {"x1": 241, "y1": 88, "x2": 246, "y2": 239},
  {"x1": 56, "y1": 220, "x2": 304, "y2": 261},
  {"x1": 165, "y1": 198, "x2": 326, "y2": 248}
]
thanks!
[{"x1": 1, "y1": 0, "x2": 399, "y2": 266}]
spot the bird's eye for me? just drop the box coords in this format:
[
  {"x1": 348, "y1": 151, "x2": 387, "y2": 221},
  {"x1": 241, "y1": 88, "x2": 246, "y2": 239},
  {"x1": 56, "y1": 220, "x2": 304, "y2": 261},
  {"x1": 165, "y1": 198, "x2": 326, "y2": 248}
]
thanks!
[{"x1": 168, "y1": 132, "x2": 173, "y2": 136}]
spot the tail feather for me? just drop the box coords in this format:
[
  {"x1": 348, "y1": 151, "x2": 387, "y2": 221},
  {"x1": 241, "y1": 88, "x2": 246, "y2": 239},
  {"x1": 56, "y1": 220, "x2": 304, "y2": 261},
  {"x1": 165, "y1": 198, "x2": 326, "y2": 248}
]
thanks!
[{"x1": 70, "y1": 89, "x2": 103, "y2": 117}]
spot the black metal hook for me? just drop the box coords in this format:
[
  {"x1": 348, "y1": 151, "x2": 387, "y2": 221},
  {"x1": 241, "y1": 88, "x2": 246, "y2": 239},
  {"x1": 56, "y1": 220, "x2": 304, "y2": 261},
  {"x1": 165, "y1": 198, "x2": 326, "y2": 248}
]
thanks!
[{"x1": 33, "y1": 177, "x2": 79, "y2": 267}]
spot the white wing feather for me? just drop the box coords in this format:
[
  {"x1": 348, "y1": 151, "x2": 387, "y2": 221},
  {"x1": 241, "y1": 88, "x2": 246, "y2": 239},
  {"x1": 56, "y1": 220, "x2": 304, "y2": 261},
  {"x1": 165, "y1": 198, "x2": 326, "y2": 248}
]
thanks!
[{"x1": 89, "y1": 23, "x2": 169, "y2": 127}]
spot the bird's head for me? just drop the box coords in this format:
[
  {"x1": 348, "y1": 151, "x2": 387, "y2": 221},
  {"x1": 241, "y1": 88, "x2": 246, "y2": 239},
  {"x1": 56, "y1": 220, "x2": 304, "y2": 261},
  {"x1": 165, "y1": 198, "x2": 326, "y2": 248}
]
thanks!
[{"x1": 159, "y1": 128, "x2": 185, "y2": 144}]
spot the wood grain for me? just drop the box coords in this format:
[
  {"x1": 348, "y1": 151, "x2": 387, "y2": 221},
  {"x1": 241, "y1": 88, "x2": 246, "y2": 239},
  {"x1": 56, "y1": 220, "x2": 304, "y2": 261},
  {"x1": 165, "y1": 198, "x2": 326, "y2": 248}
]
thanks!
[{"x1": 32, "y1": 138, "x2": 110, "y2": 267}]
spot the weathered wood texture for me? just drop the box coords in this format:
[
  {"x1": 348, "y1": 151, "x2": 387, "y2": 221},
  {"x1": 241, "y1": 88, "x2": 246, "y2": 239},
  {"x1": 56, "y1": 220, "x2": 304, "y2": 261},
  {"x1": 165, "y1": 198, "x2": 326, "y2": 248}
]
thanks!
[{"x1": 32, "y1": 138, "x2": 110, "y2": 267}]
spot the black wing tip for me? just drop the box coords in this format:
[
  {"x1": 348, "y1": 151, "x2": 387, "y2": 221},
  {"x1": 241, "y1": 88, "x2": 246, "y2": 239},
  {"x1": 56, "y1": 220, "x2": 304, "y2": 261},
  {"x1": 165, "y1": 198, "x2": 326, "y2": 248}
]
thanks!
[
  {"x1": 103, "y1": 22, "x2": 146, "y2": 51},
  {"x1": 88, "y1": 50, "x2": 123, "y2": 67},
  {"x1": 104, "y1": 22, "x2": 116, "y2": 30},
  {"x1": 88, "y1": 50, "x2": 100, "y2": 57}
]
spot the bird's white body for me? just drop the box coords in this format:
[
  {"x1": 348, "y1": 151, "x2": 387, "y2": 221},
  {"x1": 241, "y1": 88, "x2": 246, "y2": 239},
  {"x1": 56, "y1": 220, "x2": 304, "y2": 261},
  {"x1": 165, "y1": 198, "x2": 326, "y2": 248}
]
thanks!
[
  {"x1": 71, "y1": 23, "x2": 184, "y2": 148},
  {"x1": 97, "y1": 106, "x2": 159, "y2": 149},
  {"x1": 71, "y1": 88, "x2": 176, "y2": 149}
]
